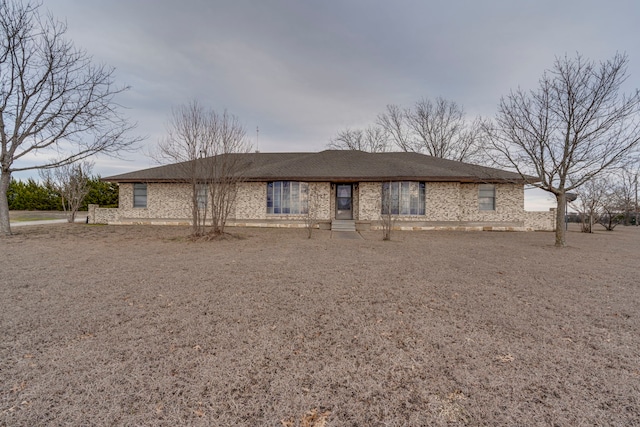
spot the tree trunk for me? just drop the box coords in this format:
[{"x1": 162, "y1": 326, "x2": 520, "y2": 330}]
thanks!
[
  {"x1": 554, "y1": 192, "x2": 566, "y2": 247},
  {"x1": 0, "y1": 171, "x2": 12, "y2": 236},
  {"x1": 190, "y1": 182, "x2": 200, "y2": 236}
]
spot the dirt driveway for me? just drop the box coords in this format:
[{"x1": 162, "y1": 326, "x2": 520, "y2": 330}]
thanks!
[{"x1": 1, "y1": 224, "x2": 639, "y2": 426}]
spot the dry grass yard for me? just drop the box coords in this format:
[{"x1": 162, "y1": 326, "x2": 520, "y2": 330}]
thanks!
[{"x1": 1, "y1": 223, "x2": 639, "y2": 426}]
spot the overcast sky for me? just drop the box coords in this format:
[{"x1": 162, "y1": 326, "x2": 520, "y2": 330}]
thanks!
[{"x1": 15, "y1": 0, "x2": 640, "y2": 208}]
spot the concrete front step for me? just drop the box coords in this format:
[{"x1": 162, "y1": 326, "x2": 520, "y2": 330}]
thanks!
[{"x1": 331, "y1": 220, "x2": 356, "y2": 232}]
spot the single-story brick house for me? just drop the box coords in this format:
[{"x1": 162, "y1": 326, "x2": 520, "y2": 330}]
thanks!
[{"x1": 90, "y1": 150, "x2": 555, "y2": 231}]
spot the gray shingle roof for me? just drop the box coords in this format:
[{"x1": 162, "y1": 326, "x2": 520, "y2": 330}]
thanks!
[{"x1": 103, "y1": 150, "x2": 534, "y2": 183}]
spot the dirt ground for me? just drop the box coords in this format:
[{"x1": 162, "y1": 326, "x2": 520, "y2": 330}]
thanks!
[{"x1": 1, "y1": 223, "x2": 639, "y2": 426}]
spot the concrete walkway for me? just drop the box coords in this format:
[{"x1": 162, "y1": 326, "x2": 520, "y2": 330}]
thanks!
[{"x1": 10, "y1": 216, "x2": 88, "y2": 227}]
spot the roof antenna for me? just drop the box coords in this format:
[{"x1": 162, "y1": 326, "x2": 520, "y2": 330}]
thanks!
[{"x1": 255, "y1": 126, "x2": 260, "y2": 153}]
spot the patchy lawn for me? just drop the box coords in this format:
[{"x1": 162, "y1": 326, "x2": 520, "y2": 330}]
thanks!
[
  {"x1": 1, "y1": 224, "x2": 639, "y2": 426},
  {"x1": 8, "y1": 211, "x2": 71, "y2": 222}
]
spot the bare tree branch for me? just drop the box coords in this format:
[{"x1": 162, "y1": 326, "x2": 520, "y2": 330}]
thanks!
[
  {"x1": 0, "y1": 0, "x2": 140, "y2": 235},
  {"x1": 156, "y1": 101, "x2": 251, "y2": 238},
  {"x1": 377, "y1": 104, "x2": 411, "y2": 151},
  {"x1": 327, "y1": 126, "x2": 389, "y2": 152},
  {"x1": 40, "y1": 160, "x2": 93, "y2": 223},
  {"x1": 377, "y1": 98, "x2": 486, "y2": 163},
  {"x1": 571, "y1": 177, "x2": 608, "y2": 233},
  {"x1": 485, "y1": 53, "x2": 640, "y2": 246},
  {"x1": 406, "y1": 97, "x2": 484, "y2": 161}
]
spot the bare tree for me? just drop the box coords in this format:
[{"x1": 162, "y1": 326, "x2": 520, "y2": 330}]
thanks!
[
  {"x1": 486, "y1": 53, "x2": 640, "y2": 247},
  {"x1": 592, "y1": 167, "x2": 640, "y2": 230},
  {"x1": 612, "y1": 166, "x2": 639, "y2": 225},
  {"x1": 377, "y1": 98, "x2": 485, "y2": 162},
  {"x1": 327, "y1": 126, "x2": 389, "y2": 152},
  {"x1": 380, "y1": 182, "x2": 395, "y2": 240},
  {"x1": 40, "y1": 161, "x2": 93, "y2": 223},
  {"x1": 572, "y1": 178, "x2": 607, "y2": 233},
  {"x1": 377, "y1": 104, "x2": 411, "y2": 151},
  {"x1": 0, "y1": 0, "x2": 139, "y2": 236},
  {"x1": 572, "y1": 171, "x2": 638, "y2": 232},
  {"x1": 206, "y1": 110, "x2": 250, "y2": 236},
  {"x1": 598, "y1": 190, "x2": 622, "y2": 231},
  {"x1": 157, "y1": 101, "x2": 250, "y2": 238},
  {"x1": 406, "y1": 97, "x2": 484, "y2": 161},
  {"x1": 157, "y1": 101, "x2": 211, "y2": 236}
]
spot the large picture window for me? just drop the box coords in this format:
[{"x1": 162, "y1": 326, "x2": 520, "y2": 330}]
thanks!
[
  {"x1": 478, "y1": 184, "x2": 496, "y2": 211},
  {"x1": 267, "y1": 181, "x2": 309, "y2": 214},
  {"x1": 382, "y1": 182, "x2": 425, "y2": 215},
  {"x1": 133, "y1": 183, "x2": 147, "y2": 208}
]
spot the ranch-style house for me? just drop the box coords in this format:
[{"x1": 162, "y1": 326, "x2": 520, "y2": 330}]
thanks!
[{"x1": 89, "y1": 150, "x2": 555, "y2": 231}]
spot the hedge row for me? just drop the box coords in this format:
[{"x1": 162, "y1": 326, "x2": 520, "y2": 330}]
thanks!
[{"x1": 8, "y1": 177, "x2": 118, "y2": 211}]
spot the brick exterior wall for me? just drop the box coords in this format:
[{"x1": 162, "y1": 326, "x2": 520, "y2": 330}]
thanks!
[
  {"x1": 357, "y1": 182, "x2": 533, "y2": 222},
  {"x1": 88, "y1": 204, "x2": 119, "y2": 224},
  {"x1": 233, "y1": 182, "x2": 332, "y2": 221},
  {"x1": 235, "y1": 182, "x2": 266, "y2": 220},
  {"x1": 458, "y1": 182, "x2": 524, "y2": 223},
  {"x1": 309, "y1": 182, "x2": 332, "y2": 220},
  {"x1": 425, "y1": 182, "x2": 461, "y2": 221},
  {"x1": 117, "y1": 183, "x2": 191, "y2": 219},
  {"x1": 524, "y1": 209, "x2": 556, "y2": 231},
  {"x1": 89, "y1": 180, "x2": 555, "y2": 231},
  {"x1": 358, "y1": 182, "x2": 381, "y2": 221}
]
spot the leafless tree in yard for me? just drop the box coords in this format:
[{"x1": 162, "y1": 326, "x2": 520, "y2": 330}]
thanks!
[
  {"x1": 327, "y1": 126, "x2": 389, "y2": 152},
  {"x1": 598, "y1": 193, "x2": 622, "y2": 231},
  {"x1": 594, "y1": 168, "x2": 639, "y2": 231},
  {"x1": 612, "y1": 165, "x2": 640, "y2": 225},
  {"x1": 40, "y1": 161, "x2": 93, "y2": 223},
  {"x1": 0, "y1": 0, "x2": 139, "y2": 236},
  {"x1": 572, "y1": 170, "x2": 638, "y2": 232},
  {"x1": 485, "y1": 53, "x2": 640, "y2": 247},
  {"x1": 157, "y1": 101, "x2": 212, "y2": 237},
  {"x1": 380, "y1": 182, "x2": 395, "y2": 240},
  {"x1": 377, "y1": 98, "x2": 485, "y2": 162},
  {"x1": 206, "y1": 110, "x2": 251, "y2": 236},
  {"x1": 572, "y1": 178, "x2": 607, "y2": 233},
  {"x1": 157, "y1": 101, "x2": 251, "y2": 237}
]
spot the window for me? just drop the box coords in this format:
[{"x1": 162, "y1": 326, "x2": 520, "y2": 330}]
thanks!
[
  {"x1": 133, "y1": 183, "x2": 147, "y2": 208},
  {"x1": 478, "y1": 184, "x2": 496, "y2": 211},
  {"x1": 196, "y1": 184, "x2": 207, "y2": 209},
  {"x1": 382, "y1": 182, "x2": 425, "y2": 215},
  {"x1": 267, "y1": 181, "x2": 309, "y2": 214}
]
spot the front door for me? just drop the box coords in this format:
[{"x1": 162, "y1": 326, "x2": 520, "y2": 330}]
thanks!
[{"x1": 335, "y1": 184, "x2": 353, "y2": 220}]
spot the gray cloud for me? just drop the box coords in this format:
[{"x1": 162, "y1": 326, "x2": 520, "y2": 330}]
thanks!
[{"x1": 16, "y1": 0, "x2": 640, "y2": 190}]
